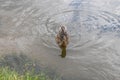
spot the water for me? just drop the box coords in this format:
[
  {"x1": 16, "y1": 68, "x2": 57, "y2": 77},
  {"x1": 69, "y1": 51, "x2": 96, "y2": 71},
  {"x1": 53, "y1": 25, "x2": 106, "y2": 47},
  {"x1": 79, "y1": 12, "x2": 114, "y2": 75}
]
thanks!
[{"x1": 0, "y1": 0, "x2": 120, "y2": 80}]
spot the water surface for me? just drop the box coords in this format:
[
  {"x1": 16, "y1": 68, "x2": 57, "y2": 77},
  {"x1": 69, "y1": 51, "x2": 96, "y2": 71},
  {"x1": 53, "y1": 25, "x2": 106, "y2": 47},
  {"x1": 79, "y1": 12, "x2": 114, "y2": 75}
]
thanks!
[{"x1": 0, "y1": 0, "x2": 120, "y2": 80}]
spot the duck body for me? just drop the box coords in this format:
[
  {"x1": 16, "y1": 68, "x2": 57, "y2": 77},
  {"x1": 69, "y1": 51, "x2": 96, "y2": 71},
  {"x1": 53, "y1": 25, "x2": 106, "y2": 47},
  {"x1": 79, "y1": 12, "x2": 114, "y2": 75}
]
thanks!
[{"x1": 55, "y1": 26, "x2": 69, "y2": 58}]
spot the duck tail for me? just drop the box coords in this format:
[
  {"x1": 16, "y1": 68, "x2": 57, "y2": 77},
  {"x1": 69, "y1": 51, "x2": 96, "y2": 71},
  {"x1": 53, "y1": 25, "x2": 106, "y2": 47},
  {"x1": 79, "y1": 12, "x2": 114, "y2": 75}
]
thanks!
[{"x1": 61, "y1": 47, "x2": 66, "y2": 58}]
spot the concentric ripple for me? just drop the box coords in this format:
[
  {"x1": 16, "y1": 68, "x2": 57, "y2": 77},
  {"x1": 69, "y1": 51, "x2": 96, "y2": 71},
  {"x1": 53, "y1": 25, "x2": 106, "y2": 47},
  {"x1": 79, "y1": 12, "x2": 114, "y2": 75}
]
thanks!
[
  {"x1": 41, "y1": 9, "x2": 120, "y2": 49},
  {"x1": 1, "y1": 0, "x2": 120, "y2": 80}
]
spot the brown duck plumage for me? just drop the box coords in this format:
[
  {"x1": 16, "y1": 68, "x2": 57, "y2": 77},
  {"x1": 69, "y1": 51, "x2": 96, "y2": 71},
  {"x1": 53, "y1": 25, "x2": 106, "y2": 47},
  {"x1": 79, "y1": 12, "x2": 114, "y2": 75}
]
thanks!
[{"x1": 55, "y1": 26, "x2": 69, "y2": 58}]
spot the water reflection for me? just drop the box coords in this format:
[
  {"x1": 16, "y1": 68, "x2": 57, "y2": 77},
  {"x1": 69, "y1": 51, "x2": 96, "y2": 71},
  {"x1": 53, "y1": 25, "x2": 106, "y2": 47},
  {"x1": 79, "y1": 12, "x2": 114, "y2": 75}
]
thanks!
[{"x1": 0, "y1": 0, "x2": 120, "y2": 80}]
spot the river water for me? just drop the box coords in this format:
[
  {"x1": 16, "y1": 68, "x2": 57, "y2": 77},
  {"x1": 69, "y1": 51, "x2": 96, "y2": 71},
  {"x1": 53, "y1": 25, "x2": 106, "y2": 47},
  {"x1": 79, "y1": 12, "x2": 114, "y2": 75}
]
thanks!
[{"x1": 0, "y1": 0, "x2": 120, "y2": 80}]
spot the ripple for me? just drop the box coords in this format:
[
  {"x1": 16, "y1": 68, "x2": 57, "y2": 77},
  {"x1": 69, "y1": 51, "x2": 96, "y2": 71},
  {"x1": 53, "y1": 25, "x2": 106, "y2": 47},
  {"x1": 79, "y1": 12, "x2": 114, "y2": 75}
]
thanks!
[{"x1": 41, "y1": 9, "x2": 120, "y2": 49}]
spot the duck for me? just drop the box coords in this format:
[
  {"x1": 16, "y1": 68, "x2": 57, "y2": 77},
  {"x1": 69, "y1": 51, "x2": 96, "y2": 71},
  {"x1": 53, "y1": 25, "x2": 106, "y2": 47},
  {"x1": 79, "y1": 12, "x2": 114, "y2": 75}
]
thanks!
[{"x1": 55, "y1": 25, "x2": 69, "y2": 58}]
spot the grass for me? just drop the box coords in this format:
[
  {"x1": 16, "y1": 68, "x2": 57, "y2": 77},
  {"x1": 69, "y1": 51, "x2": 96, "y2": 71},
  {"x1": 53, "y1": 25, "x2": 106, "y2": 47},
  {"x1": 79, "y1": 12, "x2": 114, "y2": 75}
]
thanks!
[
  {"x1": 0, "y1": 67, "x2": 52, "y2": 80},
  {"x1": 0, "y1": 54, "x2": 61, "y2": 80}
]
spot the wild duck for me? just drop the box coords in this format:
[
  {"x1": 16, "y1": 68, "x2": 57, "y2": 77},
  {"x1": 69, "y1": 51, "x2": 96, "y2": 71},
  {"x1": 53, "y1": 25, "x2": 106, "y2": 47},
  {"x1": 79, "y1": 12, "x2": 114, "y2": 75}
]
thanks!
[{"x1": 55, "y1": 26, "x2": 69, "y2": 58}]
